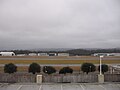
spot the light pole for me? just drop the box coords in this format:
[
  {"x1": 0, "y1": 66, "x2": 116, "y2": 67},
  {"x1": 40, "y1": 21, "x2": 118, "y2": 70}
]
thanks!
[
  {"x1": 100, "y1": 55, "x2": 104, "y2": 75},
  {"x1": 98, "y1": 55, "x2": 104, "y2": 83}
]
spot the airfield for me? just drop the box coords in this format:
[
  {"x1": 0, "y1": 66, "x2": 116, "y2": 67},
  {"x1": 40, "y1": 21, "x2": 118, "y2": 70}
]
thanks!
[
  {"x1": 0, "y1": 56, "x2": 120, "y2": 90},
  {"x1": 0, "y1": 56, "x2": 120, "y2": 72}
]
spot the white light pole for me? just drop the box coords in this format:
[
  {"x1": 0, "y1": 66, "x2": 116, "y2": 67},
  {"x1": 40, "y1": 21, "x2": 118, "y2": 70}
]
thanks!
[
  {"x1": 98, "y1": 55, "x2": 104, "y2": 83},
  {"x1": 100, "y1": 56, "x2": 104, "y2": 75}
]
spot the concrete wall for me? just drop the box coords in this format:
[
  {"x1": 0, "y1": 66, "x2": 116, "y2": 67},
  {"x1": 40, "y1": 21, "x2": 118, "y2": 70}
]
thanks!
[{"x1": 0, "y1": 73, "x2": 119, "y2": 83}]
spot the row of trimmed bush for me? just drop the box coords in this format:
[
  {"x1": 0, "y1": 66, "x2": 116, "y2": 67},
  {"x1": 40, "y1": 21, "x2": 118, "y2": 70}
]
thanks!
[{"x1": 4, "y1": 63, "x2": 108, "y2": 74}]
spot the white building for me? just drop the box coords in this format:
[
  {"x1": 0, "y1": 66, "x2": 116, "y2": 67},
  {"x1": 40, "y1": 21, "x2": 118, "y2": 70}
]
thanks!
[
  {"x1": 93, "y1": 53, "x2": 108, "y2": 56},
  {"x1": 58, "y1": 53, "x2": 69, "y2": 56},
  {"x1": 28, "y1": 53, "x2": 37, "y2": 56},
  {"x1": 93, "y1": 53, "x2": 120, "y2": 56},
  {"x1": 16, "y1": 54, "x2": 26, "y2": 56},
  {"x1": 111, "y1": 53, "x2": 120, "y2": 56},
  {"x1": 38, "y1": 53, "x2": 48, "y2": 56},
  {"x1": 0, "y1": 52, "x2": 15, "y2": 56}
]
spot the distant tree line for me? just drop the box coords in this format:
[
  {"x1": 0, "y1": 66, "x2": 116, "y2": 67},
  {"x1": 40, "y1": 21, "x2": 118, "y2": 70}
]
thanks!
[
  {"x1": 1, "y1": 48, "x2": 120, "y2": 55},
  {"x1": 1, "y1": 50, "x2": 67, "y2": 55},
  {"x1": 68, "y1": 48, "x2": 120, "y2": 56}
]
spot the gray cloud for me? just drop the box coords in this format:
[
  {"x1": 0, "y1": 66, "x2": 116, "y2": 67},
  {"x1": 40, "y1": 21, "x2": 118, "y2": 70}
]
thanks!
[{"x1": 0, "y1": 0, "x2": 120, "y2": 50}]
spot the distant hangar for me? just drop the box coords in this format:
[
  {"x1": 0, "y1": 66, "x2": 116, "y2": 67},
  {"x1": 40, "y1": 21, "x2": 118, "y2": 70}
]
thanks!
[{"x1": 0, "y1": 52, "x2": 15, "y2": 56}]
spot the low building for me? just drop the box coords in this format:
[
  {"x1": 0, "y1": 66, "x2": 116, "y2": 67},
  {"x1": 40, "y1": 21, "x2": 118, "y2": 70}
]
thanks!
[
  {"x1": 38, "y1": 53, "x2": 48, "y2": 56},
  {"x1": 16, "y1": 54, "x2": 26, "y2": 56},
  {"x1": 111, "y1": 53, "x2": 120, "y2": 56},
  {"x1": 93, "y1": 53, "x2": 108, "y2": 56},
  {"x1": 28, "y1": 53, "x2": 37, "y2": 56},
  {"x1": 58, "y1": 53, "x2": 69, "y2": 56},
  {"x1": 0, "y1": 52, "x2": 15, "y2": 56},
  {"x1": 48, "y1": 53, "x2": 57, "y2": 56},
  {"x1": 93, "y1": 53, "x2": 120, "y2": 56}
]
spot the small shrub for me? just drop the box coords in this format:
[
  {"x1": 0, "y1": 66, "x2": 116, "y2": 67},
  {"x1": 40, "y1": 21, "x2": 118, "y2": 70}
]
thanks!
[
  {"x1": 81, "y1": 63, "x2": 96, "y2": 74},
  {"x1": 98, "y1": 64, "x2": 108, "y2": 74},
  {"x1": 43, "y1": 66, "x2": 56, "y2": 74},
  {"x1": 4, "y1": 63, "x2": 17, "y2": 74},
  {"x1": 59, "y1": 67, "x2": 73, "y2": 74},
  {"x1": 28, "y1": 63, "x2": 41, "y2": 74}
]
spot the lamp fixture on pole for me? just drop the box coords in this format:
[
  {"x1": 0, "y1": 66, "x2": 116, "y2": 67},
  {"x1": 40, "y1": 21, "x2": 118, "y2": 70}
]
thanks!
[{"x1": 100, "y1": 55, "x2": 104, "y2": 75}]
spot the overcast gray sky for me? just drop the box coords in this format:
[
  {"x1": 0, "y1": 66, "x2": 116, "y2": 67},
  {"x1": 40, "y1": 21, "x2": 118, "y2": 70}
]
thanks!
[{"x1": 0, "y1": 0, "x2": 120, "y2": 50}]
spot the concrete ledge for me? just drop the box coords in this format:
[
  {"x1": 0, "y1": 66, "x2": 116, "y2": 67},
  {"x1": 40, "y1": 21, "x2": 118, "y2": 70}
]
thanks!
[
  {"x1": 36, "y1": 75, "x2": 42, "y2": 84},
  {"x1": 98, "y1": 75, "x2": 104, "y2": 83}
]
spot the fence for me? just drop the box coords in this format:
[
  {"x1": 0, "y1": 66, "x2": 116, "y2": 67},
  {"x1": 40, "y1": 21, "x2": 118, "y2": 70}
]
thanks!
[
  {"x1": 0, "y1": 73, "x2": 36, "y2": 83},
  {"x1": 104, "y1": 74, "x2": 120, "y2": 82},
  {"x1": 0, "y1": 73, "x2": 119, "y2": 83},
  {"x1": 43, "y1": 74, "x2": 98, "y2": 83}
]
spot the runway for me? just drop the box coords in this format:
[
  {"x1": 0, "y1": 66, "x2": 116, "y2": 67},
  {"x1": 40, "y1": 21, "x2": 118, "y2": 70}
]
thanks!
[{"x1": 0, "y1": 56, "x2": 120, "y2": 60}]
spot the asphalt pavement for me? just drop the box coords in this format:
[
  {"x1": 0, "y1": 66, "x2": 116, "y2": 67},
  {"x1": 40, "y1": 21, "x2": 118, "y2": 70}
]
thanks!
[{"x1": 0, "y1": 83, "x2": 120, "y2": 90}]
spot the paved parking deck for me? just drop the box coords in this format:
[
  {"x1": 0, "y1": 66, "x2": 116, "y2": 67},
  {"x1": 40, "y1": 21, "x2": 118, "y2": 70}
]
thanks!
[{"x1": 0, "y1": 83, "x2": 120, "y2": 90}]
